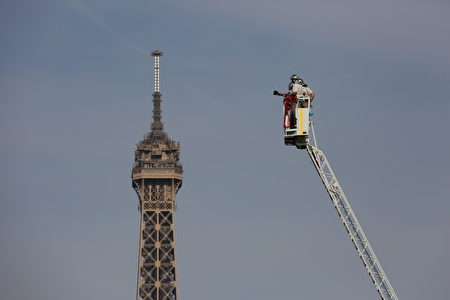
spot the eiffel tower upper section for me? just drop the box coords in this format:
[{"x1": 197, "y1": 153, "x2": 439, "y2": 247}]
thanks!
[{"x1": 132, "y1": 50, "x2": 183, "y2": 186}]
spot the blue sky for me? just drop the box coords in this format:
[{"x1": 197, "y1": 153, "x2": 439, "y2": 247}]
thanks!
[{"x1": 1, "y1": 0, "x2": 450, "y2": 299}]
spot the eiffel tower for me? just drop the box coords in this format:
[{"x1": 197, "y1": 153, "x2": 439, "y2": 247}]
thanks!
[{"x1": 132, "y1": 50, "x2": 183, "y2": 300}]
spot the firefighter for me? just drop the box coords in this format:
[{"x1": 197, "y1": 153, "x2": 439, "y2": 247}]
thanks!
[
  {"x1": 294, "y1": 78, "x2": 315, "y2": 108},
  {"x1": 300, "y1": 81, "x2": 315, "y2": 102},
  {"x1": 288, "y1": 74, "x2": 300, "y2": 91},
  {"x1": 285, "y1": 74, "x2": 301, "y2": 127}
]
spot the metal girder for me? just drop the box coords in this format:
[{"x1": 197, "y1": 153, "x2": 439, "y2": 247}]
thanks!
[
  {"x1": 134, "y1": 181, "x2": 180, "y2": 300},
  {"x1": 306, "y1": 123, "x2": 398, "y2": 300}
]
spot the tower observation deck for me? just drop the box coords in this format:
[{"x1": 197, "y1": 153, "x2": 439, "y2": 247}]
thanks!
[{"x1": 132, "y1": 50, "x2": 183, "y2": 300}]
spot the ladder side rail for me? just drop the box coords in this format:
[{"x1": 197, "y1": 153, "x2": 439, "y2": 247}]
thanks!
[{"x1": 307, "y1": 145, "x2": 399, "y2": 300}]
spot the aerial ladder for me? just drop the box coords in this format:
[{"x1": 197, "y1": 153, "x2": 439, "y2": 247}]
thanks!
[{"x1": 273, "y1": 88, "x2": 399, "y2": 300}]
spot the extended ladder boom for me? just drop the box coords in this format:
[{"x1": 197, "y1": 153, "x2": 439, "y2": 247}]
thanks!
[{"x1": 306, "y1": 125, "x2": 398, "y2": 300}]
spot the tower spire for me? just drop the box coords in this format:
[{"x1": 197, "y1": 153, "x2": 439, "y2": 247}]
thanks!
[
  {"x1": 152, "y1": 49, "x2": 162, "y2": 93},
  {"x1": 150, "y1": 50, "x2": 164, "y2": 136},
  {"x1": 132, "y1": 51, "x2": 183, "y2": 300}
]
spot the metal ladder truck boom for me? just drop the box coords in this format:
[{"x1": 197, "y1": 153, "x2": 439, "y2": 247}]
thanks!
[
  {"x1": 273, "y1": 86, "x2": 398, "y2": 299},
  {"x1": 307, "y1": 122, "x2": 399, "y2": 300}
]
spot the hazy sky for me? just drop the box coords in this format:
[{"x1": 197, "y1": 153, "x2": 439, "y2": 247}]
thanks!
[{"x1": 1, "y1": 0, "x2": 449, "y2": 299}]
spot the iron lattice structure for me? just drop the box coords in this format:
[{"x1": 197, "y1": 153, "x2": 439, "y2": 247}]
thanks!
[{"x1": 132, "y1": 50, "x2": 183, "y2": 300}]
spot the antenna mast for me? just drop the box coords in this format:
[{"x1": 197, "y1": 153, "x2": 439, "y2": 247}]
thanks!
[
  {"x1": 150, "y1": 50, "x2": 164, "y2": 135},
  {"x1": 152, "y1": 50, "x2": 163, "y2": 93}
]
